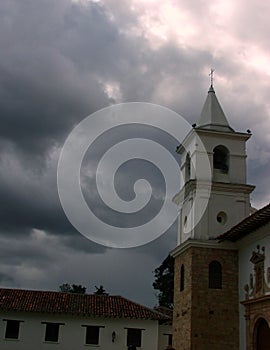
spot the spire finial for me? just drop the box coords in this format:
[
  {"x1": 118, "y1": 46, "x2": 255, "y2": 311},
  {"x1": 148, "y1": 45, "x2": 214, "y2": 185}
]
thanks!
[{"x1": 209, "y1": 68, "x2": 215, "y2": 87}]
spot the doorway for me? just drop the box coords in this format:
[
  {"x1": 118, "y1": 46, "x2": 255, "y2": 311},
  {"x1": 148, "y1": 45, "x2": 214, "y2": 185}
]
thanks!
[{"x1": 256, "y1": 318, "x2": 270, "y2": 350}]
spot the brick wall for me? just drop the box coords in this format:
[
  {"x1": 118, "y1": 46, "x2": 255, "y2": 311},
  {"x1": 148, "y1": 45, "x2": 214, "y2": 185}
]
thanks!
[
  {"x1": 173, "y1": 245, "x2": 239, "y2": 350},
  {"x1": 173, "y1": 247, "x2": 192, "y2": 350}
]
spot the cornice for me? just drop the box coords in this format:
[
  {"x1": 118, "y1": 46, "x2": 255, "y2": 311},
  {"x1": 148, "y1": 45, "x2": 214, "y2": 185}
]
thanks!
[
  {"x1": 170, "y1": 239, "x2": 237, "y2": 258},
  {"x1": 194, "y1": 128, "x2": 251, "y2": 140},
  {"x1": 176, "y1": 128, "x2": 251, "y2": 154},
  {"x1": 211, "y1": 182, "x2": 255, "y2": 194},
  {"x1": 172, "y1": 180, "x2": 254, "y2": 205},
  {"x1": 241, "y1": 294, "x2": 270, "y2": 306}
]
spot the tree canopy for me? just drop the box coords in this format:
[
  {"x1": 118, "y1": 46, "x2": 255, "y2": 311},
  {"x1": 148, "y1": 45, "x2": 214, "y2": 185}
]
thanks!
[
  {"x1": 153, "y1": 254, "x2": 174, "y2": 309},
  {"x1": 94, "y1": 285, "x2": 108, "y2": 295},
  {"x1": 59, "y1": 284, "x2": 109, "y2": 295},
  {"x1": 59, "y1": 283, "x2": 86, "y2": 294}
]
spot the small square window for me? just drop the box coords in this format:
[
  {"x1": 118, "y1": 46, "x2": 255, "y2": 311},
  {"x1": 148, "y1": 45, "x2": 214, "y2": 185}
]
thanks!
[
  {"x1": 85, "y1": 325, "x2": 100, "y2": 345},
  {"x1": 127, "y1": 328, "x2": 142, "y2": 348},
  {"x1": 4, "y1": 320, "x2": 21, "y2": 339},
  {"x1": 168, "y1": 334, "x2": 173, "y2": 346},
  {"x1": 44, "y1": 323, "x2": 60, "y2": 342},
  {"x1": 163, "y1": 333, "x2": 173, "y2": 346}
]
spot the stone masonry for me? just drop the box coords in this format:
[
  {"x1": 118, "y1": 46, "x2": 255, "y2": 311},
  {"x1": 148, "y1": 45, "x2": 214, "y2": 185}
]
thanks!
[{"x1": 173, "y1": 245, "x2": 239, "y2": 350}]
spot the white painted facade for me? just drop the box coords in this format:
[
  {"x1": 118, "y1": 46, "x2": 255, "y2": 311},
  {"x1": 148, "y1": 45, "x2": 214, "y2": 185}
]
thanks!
[
  {"x1": 0, "y1": 311, "x2": 171, "y2": 350},
  {"x1": 237, "y1": 221, "x2": 270, "y2": 350},
  {"x1": 173, "y1": 85, "x2": 254, "y2": 245}
]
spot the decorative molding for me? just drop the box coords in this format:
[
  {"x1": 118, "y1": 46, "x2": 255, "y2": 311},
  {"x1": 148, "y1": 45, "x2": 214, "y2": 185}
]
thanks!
[
  {"x1": 194, "y1": 128, "x2": 251, "y2": 141},
  {"x1": 244, "y1": 245, "x2": 270, "y2": 300}
]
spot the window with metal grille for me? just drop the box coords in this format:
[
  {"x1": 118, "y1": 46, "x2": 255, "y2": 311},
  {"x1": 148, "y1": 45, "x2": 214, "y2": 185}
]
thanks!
[{"x1": 126, "y1": 328, "x2": 143, "y2": 347}]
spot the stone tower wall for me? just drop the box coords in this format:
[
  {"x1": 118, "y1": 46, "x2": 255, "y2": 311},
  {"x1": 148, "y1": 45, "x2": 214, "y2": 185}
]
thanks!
[{"x1": 173, "y1": 245, "x2": 239, "y2": 350}]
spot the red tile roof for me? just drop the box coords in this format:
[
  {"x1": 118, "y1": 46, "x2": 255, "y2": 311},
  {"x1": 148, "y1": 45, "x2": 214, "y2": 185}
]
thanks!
[
  {"x1": 154, "y1": 306, "x2": 173, "y2": 318},
  {"x1": 153, "y1": 306, "x2": 173, "y2": 324},
  {"x1": 0, "y1": 288, "x2": 169, "y2": 321},
  {"x1": 218, "y1": 203, "x2": 270, "y2": 242}
]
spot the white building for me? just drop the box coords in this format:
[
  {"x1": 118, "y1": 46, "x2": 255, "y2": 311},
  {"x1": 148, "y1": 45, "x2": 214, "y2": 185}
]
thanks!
[
  {"x1": 219, "y1": 203, "x2": 270, "y2": 349},
  {"x1": 0, "y1": 288, "x2": 172, "y2": 350}
]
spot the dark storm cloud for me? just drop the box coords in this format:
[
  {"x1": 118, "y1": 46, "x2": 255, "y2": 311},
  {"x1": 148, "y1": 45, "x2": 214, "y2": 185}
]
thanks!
[
  {"x1": 81, "y1": 123, "x2": 180, "y2": 228},
  {"x1": 0, "y1": 143, "x2": 106, "y2": 254},
  {"x1": 0, "y1": 271, "x2": 15, "y2": 284},
  {"x1": 0, "y1": 0, "x2": 184, "y2": 296},
  {"x1": 0, "y1": 0, "x2": 210, "y2": 153},
  {"x1": 0, "y1": 0, "x2": 111, "y2": 154},
  {"x1": 0, "y1": 1, "x2": 124, "y2": 236}
]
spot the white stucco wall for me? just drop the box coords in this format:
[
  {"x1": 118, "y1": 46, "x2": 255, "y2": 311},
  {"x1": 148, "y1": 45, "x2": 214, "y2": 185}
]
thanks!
[
  {"x1": 157, "y1": 324, "x2": 172, "y2": 350},
  {"x1": 0, "y1": 312, "x2": 170, "y2": 350},
  {"x1": 176, "y1": 128, "x2": 252, "y2": 245},
  {"x1": 238, "y1": 222, "x2": 270, "y2": 350}
]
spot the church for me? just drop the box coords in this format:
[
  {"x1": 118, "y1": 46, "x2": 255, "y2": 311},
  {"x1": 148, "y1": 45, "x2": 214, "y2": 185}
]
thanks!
[{"x1": 171, "y1": 82, "x2": 270, "y2": 350}]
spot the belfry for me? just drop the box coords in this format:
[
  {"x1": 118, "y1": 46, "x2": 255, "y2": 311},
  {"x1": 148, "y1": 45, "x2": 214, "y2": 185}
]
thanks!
[{"x1": 171, "y1": 80, "x2": 255, "y2": 349}]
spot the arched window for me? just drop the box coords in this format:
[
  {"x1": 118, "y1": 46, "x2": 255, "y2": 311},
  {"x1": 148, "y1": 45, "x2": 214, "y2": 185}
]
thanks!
[
  {"x1": 209, "y1": 261, "x2": 222, "y2": 289},
  {"x1": 213, "y1": 145, "x2": 229, "y2": 173},
  {"x1": 185, "y1": 153, "x2": 191, "y2": 182},
  {"x1": 180, "y1": 264, "x2": 185, "y2": 291}
]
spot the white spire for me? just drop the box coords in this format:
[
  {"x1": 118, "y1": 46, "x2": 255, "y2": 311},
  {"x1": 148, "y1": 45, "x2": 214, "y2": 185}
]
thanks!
[{"x1": 197, "y1": 85, "x2": 234, "y2": 132}]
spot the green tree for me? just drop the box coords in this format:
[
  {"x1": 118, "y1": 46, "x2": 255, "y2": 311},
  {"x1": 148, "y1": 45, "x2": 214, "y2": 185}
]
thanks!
[
  {"x1": 94, "y1": 285, "x2": 108, "y2": 295},
  {"x1": 59, "y1": 283, "x2": 71, "y2": 293},
  {"x1": 153, "y1": 255, "x2": 174, "y2": 309},
  {"x1": 71, "y1": 284, "x2": 86, "y2": 294},
  {"x1": 59, "y1": 283, "x2": 86, "y2": 294}
]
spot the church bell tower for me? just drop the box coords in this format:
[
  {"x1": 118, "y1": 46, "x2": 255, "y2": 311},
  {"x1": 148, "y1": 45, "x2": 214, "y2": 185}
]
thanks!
[{"x1": 171, "y1": 80, "x2": 255, "y2": 349}]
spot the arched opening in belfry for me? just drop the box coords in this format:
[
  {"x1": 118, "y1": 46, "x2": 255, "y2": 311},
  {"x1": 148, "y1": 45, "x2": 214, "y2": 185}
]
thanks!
[
  {"x1": 185, "y1": 153, "x2": 191, "y2": 182},
  {"x1": 213, "y1": 145, "x2": 229, "y2": 173}
]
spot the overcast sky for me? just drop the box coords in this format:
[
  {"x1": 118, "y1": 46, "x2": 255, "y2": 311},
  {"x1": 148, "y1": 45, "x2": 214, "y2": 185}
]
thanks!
[{"x1": 0, "y1": 0, "x2": 270, "y2": 307}]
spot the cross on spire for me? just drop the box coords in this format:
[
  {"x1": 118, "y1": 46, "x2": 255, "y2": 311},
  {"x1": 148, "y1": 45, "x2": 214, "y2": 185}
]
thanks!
[{"x1": 209, "y1": 68, "x2": 215, "y2": 87}]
